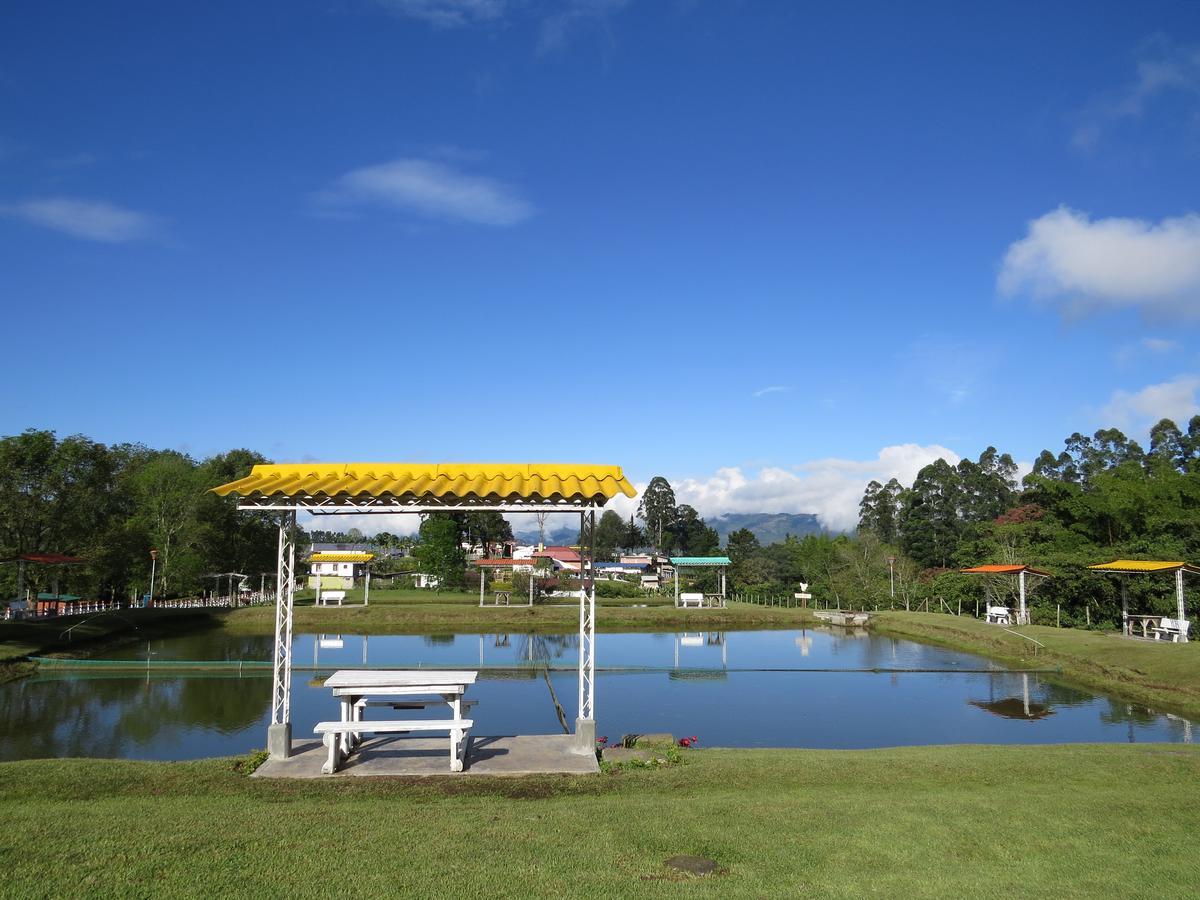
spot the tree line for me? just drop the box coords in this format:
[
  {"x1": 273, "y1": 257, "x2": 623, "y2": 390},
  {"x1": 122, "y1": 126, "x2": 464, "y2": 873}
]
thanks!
[{"x1": 0, "y1": 429, "x2": 277, "y2": 600}]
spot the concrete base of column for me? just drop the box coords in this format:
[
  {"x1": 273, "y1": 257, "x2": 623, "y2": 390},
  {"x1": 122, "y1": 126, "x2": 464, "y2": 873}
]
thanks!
[
  {"x1": 267, "y1": 722, "x2": 292, "y2": 760},
  {"x1": 573, "y1": 717, "x2": 596, "y2": 753}
]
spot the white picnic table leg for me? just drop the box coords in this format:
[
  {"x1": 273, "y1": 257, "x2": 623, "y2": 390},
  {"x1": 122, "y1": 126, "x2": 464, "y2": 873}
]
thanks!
[{"x1": 322, "y1": 732, "x2": 339, "y2": 774}]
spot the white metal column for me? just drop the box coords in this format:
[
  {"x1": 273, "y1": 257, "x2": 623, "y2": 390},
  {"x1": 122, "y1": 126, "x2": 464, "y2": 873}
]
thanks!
[
  {"x1": 1177, "y1": 568, "x2": 1187, "y2": 642},
  {"x1": 268, "y1": 511, "x2": 296, "y2": 758},
  {"x1": 575, "y1": 509, "x2": 597, "y2": 750},
  {"x1": 1121, "y1": 578, "x2": 1128, "y2": 636},
  {"x1": 1018, "y1": 570, "x2": 1027, "y2": 625}
]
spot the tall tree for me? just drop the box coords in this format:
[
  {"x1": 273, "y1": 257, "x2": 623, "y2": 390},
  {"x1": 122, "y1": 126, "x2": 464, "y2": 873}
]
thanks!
[
  {"x1": 637, "y1": 476, "x2": 677, "y2": 552},
  {"x1": 414, "y1": 515, "x2": 466, "y2": 590},
  {"x1": 672, "y1": 504, "x2": 719, "y2": 556},
  {"x1": 129, "y1": 451, "x2": 204, "y2": 595},
  {"x1": 591, "y1": 510, "x2": 626, "y2": 561},
  {"x1": 858, "y1": 477, "x2": 902, "y2": 541},
  {"x1": 899, "y1": 458, "x2": 963, "y2": 568}
]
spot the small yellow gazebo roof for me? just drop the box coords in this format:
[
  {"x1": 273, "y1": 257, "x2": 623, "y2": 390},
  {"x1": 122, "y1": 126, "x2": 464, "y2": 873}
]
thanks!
[
  {"x1": 309, "y1": 552, "x2": 374, "y2": 563},
  {"x1": 211, "y1": 462, "x2": 636, "y2": 504},
  {"x1": 1087, "y1": 559, "x2": 1200, "y2": 575}
]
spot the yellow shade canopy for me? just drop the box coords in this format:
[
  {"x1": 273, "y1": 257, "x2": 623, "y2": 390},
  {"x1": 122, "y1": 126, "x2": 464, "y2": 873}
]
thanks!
[
  {"x1": 211, "y1": 462, "x2": 637, "y2": 506},
  {"x1": 1088, "y1": 559, "x2": 1200, "y2": 575},
  {"x1": 309, "y1": 552, "x2": 374, "y2": 563}
]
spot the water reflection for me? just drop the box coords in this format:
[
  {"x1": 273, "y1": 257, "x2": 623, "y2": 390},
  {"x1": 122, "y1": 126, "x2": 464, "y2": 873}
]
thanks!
[
  {"x1": 969, "y1": 673, "x2": 1054, "y2": 719},
  {"x1": 1, "y1": 628, "x2": 1196, "y2": 761}
]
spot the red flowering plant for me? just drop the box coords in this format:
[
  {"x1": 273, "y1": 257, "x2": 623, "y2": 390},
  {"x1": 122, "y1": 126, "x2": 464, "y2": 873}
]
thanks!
[{"x1": 677, "y1": 735, "x2": 699, "y2": 748}]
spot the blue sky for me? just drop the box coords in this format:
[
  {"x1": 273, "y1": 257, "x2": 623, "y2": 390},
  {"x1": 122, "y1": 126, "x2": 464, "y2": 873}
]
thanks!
[{"x1": 3, "y1": 1, "x2": 1200, "y2": 530}]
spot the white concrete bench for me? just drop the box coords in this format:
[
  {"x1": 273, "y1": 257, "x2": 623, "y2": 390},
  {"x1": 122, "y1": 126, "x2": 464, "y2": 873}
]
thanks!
[
  {"x1": 678, "y1": 592, "x2": 705, "y2": 608},
  {"x1": 314, "y1": 718, "x2": 473, "y2": 774},
  {"x1": 318, "y1": 590, "x2": 346, "y2": 606},
  {"x1": 985, "y1": 605, "x2": 1011, "y2": 625},
  {"x1": 1151, "y1": 618, "x2": 1191, "y2": 643}
]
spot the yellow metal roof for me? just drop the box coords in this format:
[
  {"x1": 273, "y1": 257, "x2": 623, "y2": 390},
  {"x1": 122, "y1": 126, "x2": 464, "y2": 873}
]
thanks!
[
  {"x1": 211, "y1": 463, "x2": 637, "y2": 503},
  {"x1": 1087, "y1": 559, "x2": 1198, "y2": 574},
  {"x1": 309, "y1": 552, "x2": 374, "y2": 563}
]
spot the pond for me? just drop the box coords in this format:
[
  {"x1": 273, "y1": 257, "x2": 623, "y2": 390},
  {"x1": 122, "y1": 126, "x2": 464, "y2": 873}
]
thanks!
[{"x1": 0, "y1": 628, "x2": 1192, "y2": 761}]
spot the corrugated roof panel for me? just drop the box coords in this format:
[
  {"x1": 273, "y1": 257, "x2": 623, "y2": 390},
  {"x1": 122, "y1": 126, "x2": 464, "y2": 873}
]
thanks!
[
  {"x1": 211, "y1": 463, "x2": 637, "y2": 503},
  {"x1": 309, "y1": 552, "x2": 374, "y2": 562},
  {"x1": 670, "y1": 556, "x2": 733, "y2": 567},
  {"x1": 1087, "y1": 559, "x2": 1190, "y2": 573},
  {"x1": 962, "y1": 564, "x2": 1053, "y2": 577}
]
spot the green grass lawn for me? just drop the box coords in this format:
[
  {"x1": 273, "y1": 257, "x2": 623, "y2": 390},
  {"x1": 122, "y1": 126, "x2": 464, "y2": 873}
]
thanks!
[
  {"x1": 221, "y1": 594, "x2": 818, "y2": 635},
  {"x1": 873, "y1": 611, "x2": 1200, "y2": 720},
  {"x1": 1, "y1": 744, "x2": 1197, "y2": 898}
]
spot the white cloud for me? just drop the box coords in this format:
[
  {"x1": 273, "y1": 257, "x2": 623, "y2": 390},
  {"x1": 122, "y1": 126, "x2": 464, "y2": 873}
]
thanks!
[
  {"x1": 539, "y1": 0, "x2": 631, "y2": 53},
  {"x1": 1073, "y1": 38, "x2": 1200, "y2": 150},
  {"x1": 3, "y1": 197, "x2": 157, "y2": 242},
  {"x1": 373, "y1": 0, "x2": 505, "y2": 28},
  {"x1": 752, "y1": 385, "x2": 791, "y2": 398},
  {"x1": 998, "y1": 206, "x2": 1200, "y2": 319},
  {"x1": 321, "y1": 158, "x2": 533, "y2": 226},
  {"x1": 301, "y1": 511, "x2": 422, "y2": 538},
  {"x1": 1141, "y1": 337, "x2": 1179, "y2": 354},
  {"x1": 671, "y1": 444, "x2": 962, "y2": 533},
  {"x1": 1101, "y1": 375, "x2": 1200, "y2": 430}
]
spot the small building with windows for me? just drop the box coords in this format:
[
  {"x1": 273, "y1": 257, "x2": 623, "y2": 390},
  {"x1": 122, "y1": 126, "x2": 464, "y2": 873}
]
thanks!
[{"x1": 308, "y1": 550, "x2": 374, "y2": 590}]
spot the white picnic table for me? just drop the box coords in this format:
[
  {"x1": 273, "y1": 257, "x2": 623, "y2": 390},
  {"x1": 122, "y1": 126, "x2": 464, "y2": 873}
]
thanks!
[{"x1": 317, "y1": 669, "x2": 478, "y2": 774}]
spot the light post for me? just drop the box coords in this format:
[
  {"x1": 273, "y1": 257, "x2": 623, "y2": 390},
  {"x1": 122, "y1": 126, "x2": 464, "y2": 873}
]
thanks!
[
  {"x1": 887, "y1": 555, "x2": 896, "y2": 604},
  {"x1": 148, "y1": 549, "x2": 158, "y2": 607}
]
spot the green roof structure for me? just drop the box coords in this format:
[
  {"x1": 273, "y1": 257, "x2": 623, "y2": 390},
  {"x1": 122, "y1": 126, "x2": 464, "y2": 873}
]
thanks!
[{"x1": 669, "y1": 557, "x2": 732, "y2": 567}]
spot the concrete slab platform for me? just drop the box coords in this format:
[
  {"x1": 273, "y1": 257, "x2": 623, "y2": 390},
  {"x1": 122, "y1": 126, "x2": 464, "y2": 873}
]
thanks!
[{"x1": 254, "y1": 734, "x2": 599, "y2": 779}]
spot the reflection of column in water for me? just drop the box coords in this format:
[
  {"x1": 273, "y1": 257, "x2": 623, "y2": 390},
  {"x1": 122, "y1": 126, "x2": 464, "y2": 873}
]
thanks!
[
  {"x1": 674, "y1": 635, "x2": 679, "y2": 669},
  {"x1": 795, "y1": 630, "x2": 812, "y2": 657},
  {"x1": 722, "y1": 635, "x2": 727, "y2": 669},
  {"x1": 362, "y1": 634, "x2": 368, "y2": 666},
  {"x1": 1023, "y1": 672, "x2": 1030, "y2": 718},
  {"x1": 479, "y1": 635, "x2": 484, "y2": 668}
]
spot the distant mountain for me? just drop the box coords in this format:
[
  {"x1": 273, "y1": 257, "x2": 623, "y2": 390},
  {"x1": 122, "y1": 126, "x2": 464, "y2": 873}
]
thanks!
[
  {"x1": 709, "y1": 512, "x2": 823, "y2": 546},
  {"x1": 512, "y1": 525, "x2": 580, "y2": 547}
]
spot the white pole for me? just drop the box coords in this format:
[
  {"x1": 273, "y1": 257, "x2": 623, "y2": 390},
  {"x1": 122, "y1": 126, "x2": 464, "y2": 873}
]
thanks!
[
  {"x1": 1177, "y1": 568, "x2": 1186, "y2": 641},
  {"x1": 479, "y1": 565, "x2": 485, "y2": 606},
  {"x1": 364, "y1": 566, "x2": 371, "y2": 606},
  {"x1": 1019, "y1": 570, "x2": 1027, "y2": 625},
  {"x1": 577, "y1": 512, "x2": 585, "y2": 724},
  {"x1": 1121, "y1": 578, "x2": 1128, "y2": 636},
  {"x1": 674, "y1": 566, "x2": 679, "y2": 605}
]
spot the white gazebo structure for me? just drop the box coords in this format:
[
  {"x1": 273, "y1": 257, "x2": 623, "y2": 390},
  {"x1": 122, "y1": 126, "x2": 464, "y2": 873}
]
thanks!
[
  {"x1": 961, "y1": 564, "x2": 1051, "y2": 626},
  {"x1": 669, "y1": 556, "x2": 731, "y2": 608},
  {"x1": 211, "y1": 462, "x2": 636, "y2": 759},
  {"x1": 1087, "y1": 559, "x2": 1199, "y2": 641}
]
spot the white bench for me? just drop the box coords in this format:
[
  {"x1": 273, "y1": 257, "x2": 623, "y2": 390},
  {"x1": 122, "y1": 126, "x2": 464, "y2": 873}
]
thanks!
[
  {"x1": 985, "y1": 605, "x2": 1011, "y2": 625},
  {"x1": 318, "y1": 590, "x2": 346, "y2": 606},
  {"x1": 678, "y1": 592, "x2": 705, "y2": 608},
  {"x1": 1151, "y1": 618, "x2": 1191, "y2": 643},
  {"x1": 314, "y1": 718, "x2": 473, "y2": 774}
]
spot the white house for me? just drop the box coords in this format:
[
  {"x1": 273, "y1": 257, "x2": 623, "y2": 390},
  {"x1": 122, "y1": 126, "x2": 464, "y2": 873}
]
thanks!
[{"x1": 308, "y1": 551, "x2": 374, "y2": 590}]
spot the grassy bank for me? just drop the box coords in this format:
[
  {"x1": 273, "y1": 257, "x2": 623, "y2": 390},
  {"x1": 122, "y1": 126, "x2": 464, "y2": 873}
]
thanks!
[
  {"x1": 221, "y1": 590, "x2": 818, "y2": 634},
  {"x1": 1, "y1": 744, "x2": 1197, "y2": 897},
  {"x1": 873, "y1": 611, "x2": 1200, "y2": 720}
]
